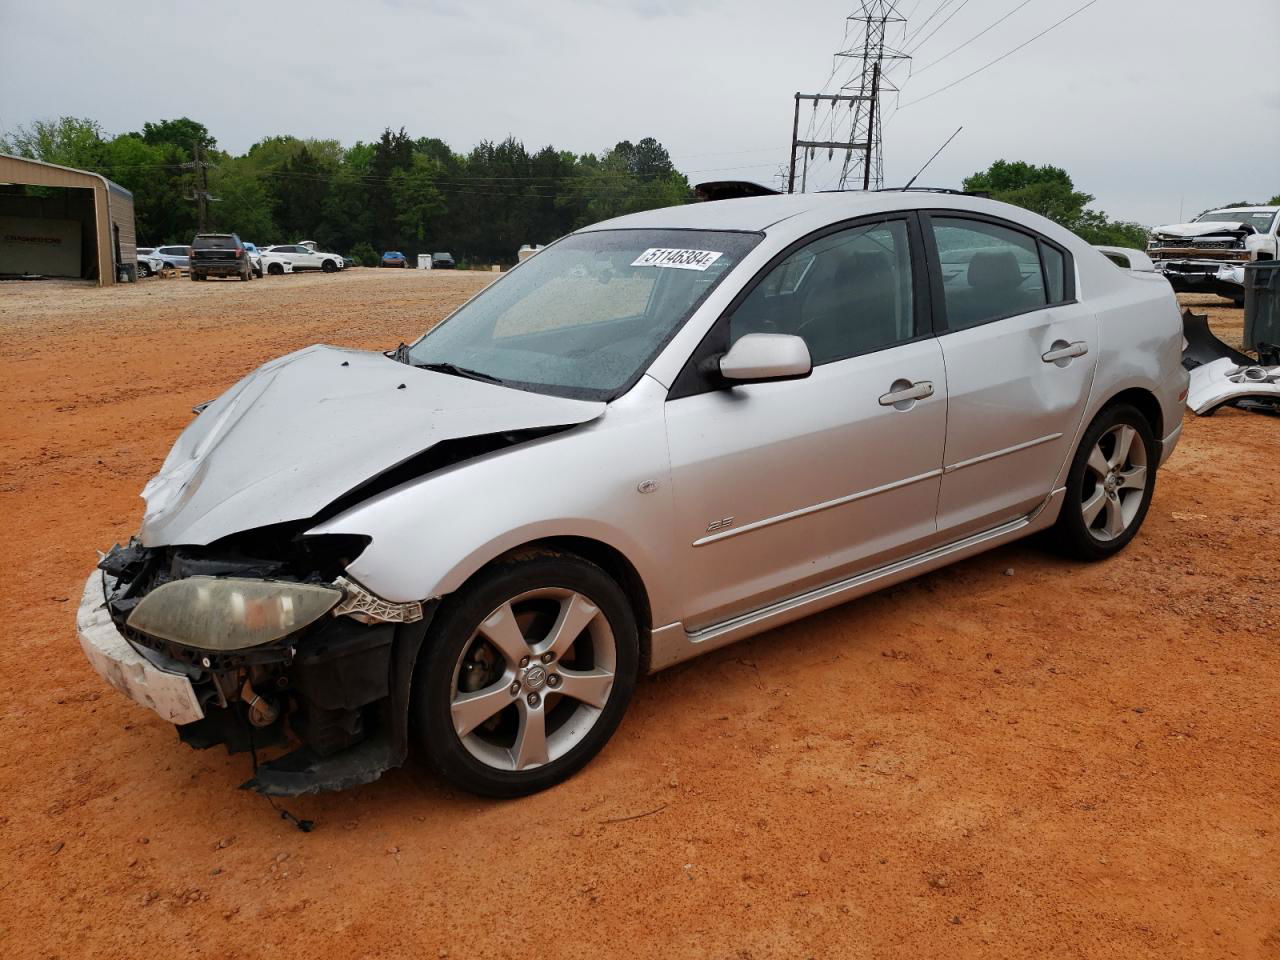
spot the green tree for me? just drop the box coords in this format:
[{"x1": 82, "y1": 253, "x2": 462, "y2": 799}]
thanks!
[
  {"x1": 0, "y1": 116, "x2": 108, "y2": 169},
  {"x1": 137, "y1": 117, "x2": 215, "y2": 153},
  {"x1": 963, "y1": 159, "x2": 1149, "y2": 246},
  {"x1": 391, "y1": 154, "x2": 445, "y2": 250}
]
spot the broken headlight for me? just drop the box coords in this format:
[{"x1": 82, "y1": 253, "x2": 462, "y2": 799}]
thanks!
[{"x1": 126, "y1": 577, "x2": 342, "y2": 651}]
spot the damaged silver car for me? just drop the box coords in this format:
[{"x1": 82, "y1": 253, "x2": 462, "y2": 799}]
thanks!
[{"x1": 79, "y1": 192, "x2": 1188, "y2": 797}]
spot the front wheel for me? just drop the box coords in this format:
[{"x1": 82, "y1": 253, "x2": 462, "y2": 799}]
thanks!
[
  {"x1": 414, "y1": 551, "x2": 639, "y2": 797},
  {"x1": 1049, "y1": 403, "x2": 1157, "y2": 561}
]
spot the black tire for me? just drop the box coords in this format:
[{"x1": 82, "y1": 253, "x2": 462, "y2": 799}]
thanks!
[
  {"x1": 1048, "y1": 403, "x2": 1157, "y2": 561},
  {"x1": 190, "y1": 271, "x2": 200, "y2": 281},
  {"x1": 414, "y1": 551, "x2": 639, "y2": 797},
  {"x1": 267, "y1": 263, "x2": 284, "y2": 276},
  {"x1": 138, "y1": 263, "x2": 151, "y2": 278},
  {"x1": 322, "y1": 259, "x2": 338, "y2": 273}
]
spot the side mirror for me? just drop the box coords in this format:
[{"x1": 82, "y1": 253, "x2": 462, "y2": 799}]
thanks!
[{"x1": 718, "y1": 333, "x2": 812, "y2": 384}]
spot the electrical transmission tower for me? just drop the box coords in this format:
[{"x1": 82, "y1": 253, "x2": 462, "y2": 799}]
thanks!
[
  {"x1": 836, "y1": 0, "x2": 909, "y2": 190},
  {"x1": 788, "y1": 1, "x2": 909, "y2": 193}
]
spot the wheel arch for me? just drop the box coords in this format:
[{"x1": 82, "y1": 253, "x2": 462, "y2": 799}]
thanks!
[
  {"x1": 452, "y1": 535, "x2": 654, "y2": 675},
  {"x1": 1095, "y1": 386, "x2": 1164, "y2": 447}
]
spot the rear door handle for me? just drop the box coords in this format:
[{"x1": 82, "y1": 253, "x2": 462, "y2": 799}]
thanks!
[
  {"x1": 879, "y1": 380, "x2": 934, "y2": 408},
  {"x1": 1042, "y1": 340, "x2": 1089, "y2": 364}
]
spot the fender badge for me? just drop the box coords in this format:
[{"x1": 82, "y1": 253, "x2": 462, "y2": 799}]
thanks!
[{"x1": 637, "y1": 479, "x2": 659, "y2": 494}]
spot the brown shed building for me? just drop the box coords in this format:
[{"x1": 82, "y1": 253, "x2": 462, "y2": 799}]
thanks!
[{"x1": 0, "y1": 153, "x2": 137, "y2": 285}]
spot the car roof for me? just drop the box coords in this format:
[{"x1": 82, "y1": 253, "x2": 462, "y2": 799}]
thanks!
[
  {"x1": 576, "y1": 190, "x2": 1057, "y2": 235},
  {"x1": 1203, "y1": 206, "x2": 1279, "y2": 214},
  {"x1": 579, "y1": 193, "x2": 825, "y2": 233}
]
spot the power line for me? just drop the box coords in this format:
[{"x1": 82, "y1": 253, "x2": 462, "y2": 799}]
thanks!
[
  {"x1": 895, "y1": 0, "x2": 1099, "y2": 109},
  {"x1": 903, "y1": 0, "x2": 974, "y2": 56},
  {"x1": 912, "y1": 0, "x2": 1037, "y2": 74}
]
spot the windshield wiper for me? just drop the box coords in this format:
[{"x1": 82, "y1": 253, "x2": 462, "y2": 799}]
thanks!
[{"x1": 415, "y1": 361, "x2": 505, "y2": 385}]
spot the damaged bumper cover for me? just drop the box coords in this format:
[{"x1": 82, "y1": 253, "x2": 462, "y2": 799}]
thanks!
[
  {"x1": 1156, "y1": 259, "x2": 1247, "y2": 298},
  {"x1": 79, "y1": 542, "x2": 436, "y2": 796},
  {"x1": 1181, "y1": 310, "x2": 1280, "y2": 416},
  {"x1": 77, "y1": 571, "x2": 205, "y2": 726}
]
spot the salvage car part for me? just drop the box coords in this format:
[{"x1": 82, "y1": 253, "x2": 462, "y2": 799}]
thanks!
[
  {"x1": 1186, "y1": 357, "x2": 1280, "y2": 416},
  {"x1": 78, "y1": 192, "x2": 1188, "y2": 798}
]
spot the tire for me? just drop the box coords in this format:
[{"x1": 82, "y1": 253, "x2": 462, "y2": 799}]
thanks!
[
  {"x1": 322, "y1": 259, "x2": 338, "y2": 273},
  {"x1": 240, "y1": 266, "x2": 250, "y2": 281},
  {"x1": 267, "y1": 263, "x2": 284, "y2": 276},
  {"x1": 138, "y1": 263, "x2": 151, "y2": 278},
  {"x1": 1048, "y1": 403, "x2": 1157, "y2": 561},
  {"x1": 190, "y1": 271, "x2": 200, "y2": 281},
  {"x1": 414, "y1": 551, "x2": 639, "y2": 797}
]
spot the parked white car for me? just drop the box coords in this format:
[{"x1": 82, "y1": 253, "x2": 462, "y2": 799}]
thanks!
[
  {"x1": 263, "y1": 243, "x2": 344, "y2": 273},
  {"x1": 259, "y1": 248, "x2": 297, "y2": 276},
  {"x1": 1148, "y1": 206, "x2": 1279, "y2": 304},
  {"x1": 79, "y1": 191, "x2": 1188, "y2": 799},
  {"x1": 135, "y1": 247, "x2": 167, "y2": 278}
]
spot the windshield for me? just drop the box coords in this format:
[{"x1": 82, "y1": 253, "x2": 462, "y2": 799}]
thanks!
[
  {"x1": 407, "y1": 228, "x2": 760, "y2": 400},
  {"x1": 1196, "y1": 210, "x2": 1278, "y2": 232}
]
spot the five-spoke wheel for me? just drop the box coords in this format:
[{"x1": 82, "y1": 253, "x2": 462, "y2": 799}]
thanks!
[
  {"x1": 1052, "y1": 403, "x2": 1157, "y2": 560},
  {"x1": 416, "y1": 551, "x2": 638, "y2": 797}
]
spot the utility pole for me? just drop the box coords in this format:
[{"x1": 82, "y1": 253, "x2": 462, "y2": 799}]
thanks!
[
  {"x1": 836, "y1": 1, "x2": 909, "y2": 191},
  {"x1": 184, "y1": 141, "x2": 215, "y2": 231},
  {"x1": 786, "y1": 92, "x2": 873, "y2": 194}
]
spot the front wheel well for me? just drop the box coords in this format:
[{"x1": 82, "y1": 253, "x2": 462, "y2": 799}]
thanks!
[
  {"x1": 1101, "y1": 387, "x2": 1164, "y2": 443},
  {"x1": 469, "y1": 537, "x2": 653, "y2": 674}
]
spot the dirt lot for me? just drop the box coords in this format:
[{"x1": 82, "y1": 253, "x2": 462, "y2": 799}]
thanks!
[{"x1": 1, "y1": 272, "x2": 1277, "y2": 959}]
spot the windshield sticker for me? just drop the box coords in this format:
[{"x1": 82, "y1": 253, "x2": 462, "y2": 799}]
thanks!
[{"x1": 631, "y1": 248, "x2": 723, "y2": 271}]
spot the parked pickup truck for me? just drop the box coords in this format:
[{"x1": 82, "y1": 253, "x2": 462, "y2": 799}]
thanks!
[
  {"x1": 190, "y1": 233, "x2": 254, "y2": 281},
  {"x1": 1148, "y1": 206, "x2": 1279, "y2": 305}
]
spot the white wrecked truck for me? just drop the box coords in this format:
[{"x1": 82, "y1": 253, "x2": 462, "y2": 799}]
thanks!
[{"x1": 1148, "y1": 206, "x2": 1279, "y2": 305}]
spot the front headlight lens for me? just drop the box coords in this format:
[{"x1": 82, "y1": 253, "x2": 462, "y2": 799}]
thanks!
[{"x1": 127, "y1": 577, "x2": 342, "y2": 651}]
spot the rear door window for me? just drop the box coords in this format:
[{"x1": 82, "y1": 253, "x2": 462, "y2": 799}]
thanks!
[{"x1": 928, "y1": 217, "x2": 1048, "y2": 331}]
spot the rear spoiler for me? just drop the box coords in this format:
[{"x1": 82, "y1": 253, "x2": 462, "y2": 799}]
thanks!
[{"x1": 1095, "y1": 246, "x2": 1156, "y2": 272}]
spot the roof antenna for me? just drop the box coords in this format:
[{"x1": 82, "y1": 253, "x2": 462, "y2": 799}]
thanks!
[{"x1": 903, "y1": 126, "x2": 963, "y2": 191}]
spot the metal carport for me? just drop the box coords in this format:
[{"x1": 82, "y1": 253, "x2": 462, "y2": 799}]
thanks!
[{"x1": 0, "y1": 153, "x2": 137, "y2": 285}]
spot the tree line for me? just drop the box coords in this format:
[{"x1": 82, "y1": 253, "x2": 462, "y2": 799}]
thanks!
[
  {"x1": 0, "y1": 117, "x2": 691, "y2": 265},
  {"x1": 6, "y1": 117, "x2": 1268, "y2": 266}
]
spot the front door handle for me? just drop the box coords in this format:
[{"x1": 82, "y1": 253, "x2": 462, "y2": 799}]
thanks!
[
  {"x1": 1042, "y1": 340, "x2": 1089, "y2": 365},
  {"x1": 879, "y1": 379, "x2": 934, "y2": 408}
]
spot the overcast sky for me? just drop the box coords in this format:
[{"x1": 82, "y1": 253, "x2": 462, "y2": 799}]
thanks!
[{"x1": 2, "y1": 0, "x2": 1277, "y2": 226}]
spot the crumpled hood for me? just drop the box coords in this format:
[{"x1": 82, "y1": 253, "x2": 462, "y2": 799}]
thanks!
[
  {"x1": 139, "y1": 345, "x2": 604, "y2": 546},
  {"x1": 1152, "y1": 220, "x2": 1252, "y2": 238}
]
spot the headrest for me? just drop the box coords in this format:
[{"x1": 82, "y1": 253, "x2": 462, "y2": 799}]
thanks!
[{"x1": 967, "y1": 251, "x2": 1023, "y2": 292}]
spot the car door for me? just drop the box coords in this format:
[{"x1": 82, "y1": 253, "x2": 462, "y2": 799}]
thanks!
[
  {"x1": 664, "y1": 214, "x2": 948, "y2": 630},
  {"x1": 923, "y1": 212, "x2": 1098, "y2": 539}
]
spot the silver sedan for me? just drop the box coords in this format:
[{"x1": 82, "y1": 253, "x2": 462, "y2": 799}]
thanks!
[{"x1": 79, "y1": 191, "x2": 1187, "y2": 798}]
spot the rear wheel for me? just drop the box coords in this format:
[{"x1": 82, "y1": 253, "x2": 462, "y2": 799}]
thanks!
[
  {"x1": 415, "y1": 552, "x2": 638, "y2": 797},
  {"x1": 322, "y1": 259, "x2": 338, "y2": 273},
  {"x1": 1049, "y1": 403, "x2": 1156, "y2": 561},
  {"x1": 190, "y1": 271, "x2": 200, "y2": 281}
]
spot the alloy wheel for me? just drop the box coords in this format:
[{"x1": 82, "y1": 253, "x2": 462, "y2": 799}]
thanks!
[
  {"x1": 1080, "y1": 423, "x2": 1148, "y2": 541},
  {"x1": 449, "y1": 588, "x2": 616, "y2": 772}
]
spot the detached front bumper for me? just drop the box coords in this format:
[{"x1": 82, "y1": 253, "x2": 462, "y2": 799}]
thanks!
[
  {"x1": 1155, "y1": 259, "x2": 1246, "y2": 298},
  {"x1": 76, "y1": 571, "x2": 204, "y2": 725}
]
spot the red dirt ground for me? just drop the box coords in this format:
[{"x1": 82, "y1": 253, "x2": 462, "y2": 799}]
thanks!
[{"x1": 1, "y1": 273, "x2": 1276, "y2": 959}]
